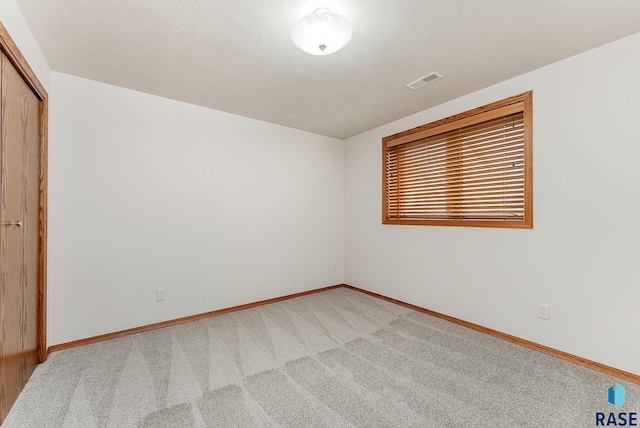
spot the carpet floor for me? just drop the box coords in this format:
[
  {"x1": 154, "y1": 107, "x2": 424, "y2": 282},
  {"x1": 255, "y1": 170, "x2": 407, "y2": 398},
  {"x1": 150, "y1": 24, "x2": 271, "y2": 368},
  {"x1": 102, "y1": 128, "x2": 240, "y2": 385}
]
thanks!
[{"x1": 3, "y1": 287, "x2": 638, "y2": 427}]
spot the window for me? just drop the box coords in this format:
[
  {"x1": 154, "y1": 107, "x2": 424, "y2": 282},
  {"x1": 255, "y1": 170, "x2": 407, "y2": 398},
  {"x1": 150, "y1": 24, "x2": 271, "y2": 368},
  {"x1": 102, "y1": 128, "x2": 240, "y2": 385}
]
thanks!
[{"x1": 383, "y1": 91, "x2": 532, "y2": 228}]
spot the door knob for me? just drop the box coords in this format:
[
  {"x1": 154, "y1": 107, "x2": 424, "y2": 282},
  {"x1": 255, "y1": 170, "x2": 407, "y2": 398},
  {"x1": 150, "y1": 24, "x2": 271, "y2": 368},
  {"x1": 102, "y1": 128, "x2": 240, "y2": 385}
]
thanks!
[{"x1": 4, "y1": 220, "x2": 22, "y2": 227}]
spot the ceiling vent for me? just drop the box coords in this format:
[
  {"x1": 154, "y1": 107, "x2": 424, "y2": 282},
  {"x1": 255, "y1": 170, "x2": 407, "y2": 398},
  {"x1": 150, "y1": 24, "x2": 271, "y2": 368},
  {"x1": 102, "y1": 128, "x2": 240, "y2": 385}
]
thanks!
[{"x1": 406, "y1": 72, "x2": 443, "y2": 90}]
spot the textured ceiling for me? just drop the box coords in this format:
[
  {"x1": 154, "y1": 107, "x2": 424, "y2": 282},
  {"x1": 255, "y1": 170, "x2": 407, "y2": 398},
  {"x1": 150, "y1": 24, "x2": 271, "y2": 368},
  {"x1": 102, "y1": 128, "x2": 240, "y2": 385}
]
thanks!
[{"x1": 15, "y1": 0, "x2": 640, "y2": 139}]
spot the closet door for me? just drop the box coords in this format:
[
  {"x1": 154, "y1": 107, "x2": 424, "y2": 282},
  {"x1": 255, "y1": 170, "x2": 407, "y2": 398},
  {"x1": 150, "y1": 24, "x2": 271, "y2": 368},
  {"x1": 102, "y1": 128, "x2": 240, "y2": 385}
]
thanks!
[{"x1": 0, "y1": 51, "x2": 41, "y2": 422}]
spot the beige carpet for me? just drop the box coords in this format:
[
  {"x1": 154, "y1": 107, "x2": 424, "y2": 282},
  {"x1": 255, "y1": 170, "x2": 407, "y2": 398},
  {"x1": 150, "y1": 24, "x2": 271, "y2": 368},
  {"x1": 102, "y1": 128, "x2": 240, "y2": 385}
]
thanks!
[{"x1": 3, "y1": 287, "x2": 638, "y2": 427}]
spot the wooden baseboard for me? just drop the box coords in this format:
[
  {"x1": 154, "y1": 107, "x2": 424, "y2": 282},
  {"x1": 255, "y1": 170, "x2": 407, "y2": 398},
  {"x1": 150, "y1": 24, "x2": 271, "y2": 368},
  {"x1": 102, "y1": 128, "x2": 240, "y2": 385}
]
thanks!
[
  {"x1": 48, "y1": 284, "x2": 345, "y2": 354},
  {"x1": 343, "y1": 284, "x2": 640, "y2": 385},
  {"x1": 47, "y1": 282, "x2": 639, "y2": 385}
]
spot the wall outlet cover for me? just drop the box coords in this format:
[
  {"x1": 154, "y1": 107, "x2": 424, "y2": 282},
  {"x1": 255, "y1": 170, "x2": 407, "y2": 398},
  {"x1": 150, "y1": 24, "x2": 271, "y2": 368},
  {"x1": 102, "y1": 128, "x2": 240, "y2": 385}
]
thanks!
[{"x1": 537, "y1": 303, "x2": 550, "y2": 320}]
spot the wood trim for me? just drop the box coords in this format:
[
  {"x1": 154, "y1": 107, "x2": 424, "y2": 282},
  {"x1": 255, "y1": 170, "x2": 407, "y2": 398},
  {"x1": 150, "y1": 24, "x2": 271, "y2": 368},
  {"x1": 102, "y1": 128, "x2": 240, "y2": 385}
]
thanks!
[
  {"x1": 0, "y1": 22, "x2": 46, "y2": 101},
  {"x1": 523, "y1": 91, "x2": 533, "y2": 229},
  {"x1": 381, "y1": 137, "x2": 387, "y2": 225},
  {"x1": 0, "y1": 21, "x2": 48, "y2": 364},
  {"x1": 46, "y1": 282, "x2": 640, "y2": 384},
  {"x1": 386, "y1": 102, "x2": 524, "y2": 148},
  {"x1": 37, "y1": 98, "x2": 48, "y2": 363},
  {"x1": 48, "y1": 284, "x2": 345, "y2": 353},
  {"x1": 342, "y1": 284, "x2": 640, "y2": 385},
  {"x1": 383, "y1": 91, "x2": 531, "y2": 144},
  {"x1": 382, "y1": 218, "x2": 533, "y2": 229}
]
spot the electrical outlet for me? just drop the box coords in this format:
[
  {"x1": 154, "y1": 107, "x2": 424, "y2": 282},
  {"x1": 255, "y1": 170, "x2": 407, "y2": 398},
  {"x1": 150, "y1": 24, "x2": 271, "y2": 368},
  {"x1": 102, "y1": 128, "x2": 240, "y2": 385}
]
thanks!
[
  {"x1": 156, "y1": 288, "x2": 166, "y2": 302},
  {"x1": 537, "y1": 303, "x2": 550, "y2": 320},
  {"x1": 333, "y1": 263, "x2": 338, "y2": 272}
]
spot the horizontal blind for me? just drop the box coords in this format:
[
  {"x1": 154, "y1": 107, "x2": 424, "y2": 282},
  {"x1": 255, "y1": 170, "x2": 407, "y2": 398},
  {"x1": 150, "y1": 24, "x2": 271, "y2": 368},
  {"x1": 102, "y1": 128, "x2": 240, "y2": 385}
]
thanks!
[{"x1": 385, "y1": 111, "x2": 525, "y2": 221}]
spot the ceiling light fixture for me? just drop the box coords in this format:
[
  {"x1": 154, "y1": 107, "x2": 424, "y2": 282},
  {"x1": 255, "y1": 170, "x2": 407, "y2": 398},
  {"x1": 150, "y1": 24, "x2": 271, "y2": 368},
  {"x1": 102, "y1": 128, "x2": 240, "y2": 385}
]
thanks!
[{"x1": 291, "y1": 8, "x2": 352, "y2": 56}]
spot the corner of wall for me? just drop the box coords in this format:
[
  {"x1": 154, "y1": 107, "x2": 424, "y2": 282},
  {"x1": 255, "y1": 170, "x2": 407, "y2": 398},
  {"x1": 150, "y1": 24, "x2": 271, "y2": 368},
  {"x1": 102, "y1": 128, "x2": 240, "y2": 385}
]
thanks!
[{"x1": 0, "y1": 0, "x2": 51, "y2": 91}]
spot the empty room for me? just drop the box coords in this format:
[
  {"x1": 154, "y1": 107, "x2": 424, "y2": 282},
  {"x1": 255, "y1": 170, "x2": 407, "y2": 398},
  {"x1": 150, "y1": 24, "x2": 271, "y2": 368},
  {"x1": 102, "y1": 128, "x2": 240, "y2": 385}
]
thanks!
[{"x1": 1, "y1": 0, "x2": 639, "y2": 427}]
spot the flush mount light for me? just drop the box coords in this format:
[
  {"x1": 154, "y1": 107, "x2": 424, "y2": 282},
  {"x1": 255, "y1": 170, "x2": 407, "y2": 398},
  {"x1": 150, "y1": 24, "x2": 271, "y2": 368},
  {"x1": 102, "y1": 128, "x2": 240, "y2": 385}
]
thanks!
[{"x1": 291, "y1": 8, "x2": 352, "y2": 56}]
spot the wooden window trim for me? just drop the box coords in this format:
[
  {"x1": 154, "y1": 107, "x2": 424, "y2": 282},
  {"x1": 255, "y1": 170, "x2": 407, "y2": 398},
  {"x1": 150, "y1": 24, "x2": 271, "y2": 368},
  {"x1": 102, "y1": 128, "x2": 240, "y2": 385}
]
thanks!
[{"x1": 382, "y1": 91, "x2": 533, "y2": 229}]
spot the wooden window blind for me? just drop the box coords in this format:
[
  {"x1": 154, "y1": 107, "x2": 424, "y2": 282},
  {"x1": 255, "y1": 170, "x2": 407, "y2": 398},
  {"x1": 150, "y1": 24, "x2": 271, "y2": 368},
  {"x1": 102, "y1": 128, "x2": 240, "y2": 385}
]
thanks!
[{"x1": 383, "y1": 91, "x2": 533, "y2": 228}]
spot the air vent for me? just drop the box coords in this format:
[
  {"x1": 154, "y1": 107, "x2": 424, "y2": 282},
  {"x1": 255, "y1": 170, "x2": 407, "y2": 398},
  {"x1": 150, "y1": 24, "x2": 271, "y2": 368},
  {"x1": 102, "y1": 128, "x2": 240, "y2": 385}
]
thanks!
[{"x1": 406, "y1": 72, "x2": 443, "y2": 90}]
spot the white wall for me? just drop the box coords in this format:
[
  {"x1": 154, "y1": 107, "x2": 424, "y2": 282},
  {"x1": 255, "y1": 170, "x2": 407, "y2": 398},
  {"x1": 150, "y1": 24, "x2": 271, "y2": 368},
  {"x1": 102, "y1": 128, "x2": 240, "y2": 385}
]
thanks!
[
  {"x1": 0, "y1": 0, "x2": 50, "y2": 90},
  {"x1": 7, "y1": 0, "x2": 639, "y2": 375},
  {"x1": 48, "y1": 72, "x2": 344, "y2": 345},
  {"x1": 344, "y1": 33, "x2": 640, "y2": 375}
]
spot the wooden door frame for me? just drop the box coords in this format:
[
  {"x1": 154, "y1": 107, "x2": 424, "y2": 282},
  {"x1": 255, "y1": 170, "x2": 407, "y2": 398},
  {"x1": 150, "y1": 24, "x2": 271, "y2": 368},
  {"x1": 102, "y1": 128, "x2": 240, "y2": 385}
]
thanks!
[{"x1": 0, "y1": 21, "x2": 48, "y2": 363}]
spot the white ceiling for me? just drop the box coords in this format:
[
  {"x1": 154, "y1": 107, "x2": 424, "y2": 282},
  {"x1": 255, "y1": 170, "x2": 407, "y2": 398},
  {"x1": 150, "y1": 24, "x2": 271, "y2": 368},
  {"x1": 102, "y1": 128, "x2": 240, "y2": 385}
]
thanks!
[{"x1": 15, "y1": 0, "x2": 640, "y2": 139}]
